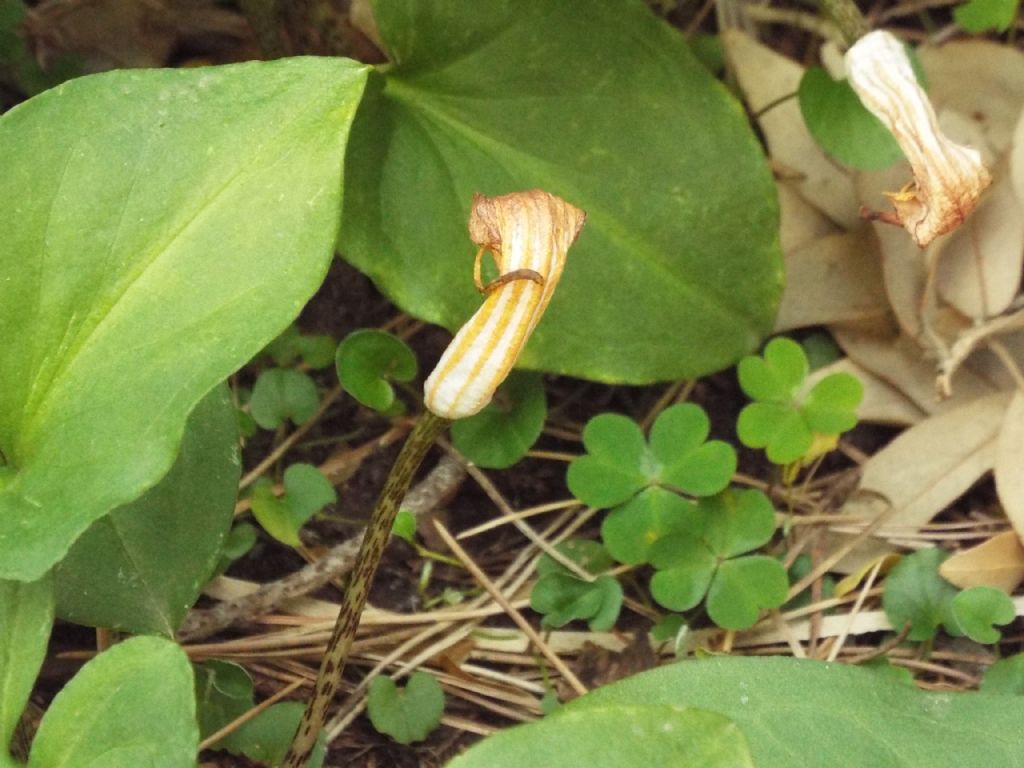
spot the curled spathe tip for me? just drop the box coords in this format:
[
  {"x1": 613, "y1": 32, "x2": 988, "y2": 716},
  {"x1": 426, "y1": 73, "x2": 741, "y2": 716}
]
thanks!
[
  {"x1": 424, "y1": 190, "x2": 586, "y2": 420},
  {"x1": 846, "y1": 30, "x2": 991, "y2": 247}
]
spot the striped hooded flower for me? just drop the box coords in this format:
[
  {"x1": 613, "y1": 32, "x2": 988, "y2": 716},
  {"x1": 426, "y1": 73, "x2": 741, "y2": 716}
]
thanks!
[
  {"x1": 424, "y1": 190, "x2": 586, "y2": 420},
  {"x1": 845, "y1": 30, "x2": 991, "y2": 247}
]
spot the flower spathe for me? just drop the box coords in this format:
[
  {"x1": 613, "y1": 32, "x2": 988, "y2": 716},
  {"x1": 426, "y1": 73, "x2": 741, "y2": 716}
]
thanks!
[
  {"x1": 424, "y1": 190, "x2": 586, "y2": 420},
  {"x1": 845, "y1": 30, "x2": 991, "y2": 247}
]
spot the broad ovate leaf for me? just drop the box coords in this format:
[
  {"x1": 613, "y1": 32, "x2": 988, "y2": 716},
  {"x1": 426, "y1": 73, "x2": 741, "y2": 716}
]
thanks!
[
  {"x1": 53, "y1": 385, "x2": 239, "y2": 636},
  {"x1": 27, "y1": 636, "x2": 196, "y2": 768},
  {"x1": 576, "y1": 656, "x2": 1024, "y2": 767},
  {"x1": 446, "y1": 704, "x2": 752, "y2": 768},
  {"x1": 0, "y1": 58, "x2": 368, "y2": 580},
  {"x1": 0, "y1": 573, "x2": 53, "y2": 754},
  {"x1": 342, "y1": 0, "x2": 782, "y2": 384}
]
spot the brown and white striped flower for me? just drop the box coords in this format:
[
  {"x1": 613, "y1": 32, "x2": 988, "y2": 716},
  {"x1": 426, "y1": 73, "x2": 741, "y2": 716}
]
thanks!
[
  {"x1": 846, "y1": 30, "x2": 991, "y2": 247},
  {"x1": 424, "y1": 190, "x2": 586, "y2": 420}
]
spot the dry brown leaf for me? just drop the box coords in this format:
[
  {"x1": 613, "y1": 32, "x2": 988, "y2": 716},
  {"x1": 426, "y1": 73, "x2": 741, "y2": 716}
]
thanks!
[
  {"x1": 722, "y1": 29, "x2": 859, "y2": 228},
  {"x1": 24, "y1": 0, "x2": 249, "y2": 71},
  {"x1": 935, "y1": 170, "x2": 1024, "y2": 320},
  {"x1": 1012, "y1": 108, "x2": 1024, "y2": 204},
  {"x1": 939, "y1": 530, "x2": 1024, "y2": 591},
  {"x1": 996, "y1": 389, "x2": 1024, "y2": 544},
  {"x1": 842, "y1": 391, "x2": 1011, "y2": 535},
  {"x1": 775, "y1": 229, "x2": 889, "y2": 333},
  {"x1": 919, "y1": 41, "x2": 1024, "y2": 157},
  {"x1": 834, "y1": 328, "x2": 999, "y2": 414},
  {"x1": 777, "y1": 180, "x2": 838, "y2": 254}
]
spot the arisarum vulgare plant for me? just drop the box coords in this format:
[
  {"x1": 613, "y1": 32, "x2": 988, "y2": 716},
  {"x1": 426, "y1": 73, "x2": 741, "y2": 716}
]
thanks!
[
  {"x1": 283, "y1": 189, "x2": 586, "y2": 767},
  {"x1": 845, "y1": 30, "x2": 992, "y2": 247}
]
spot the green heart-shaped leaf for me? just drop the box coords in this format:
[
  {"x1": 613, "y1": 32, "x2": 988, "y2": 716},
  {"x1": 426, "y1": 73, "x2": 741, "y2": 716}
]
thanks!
[
  {"x1": 341, "y1": 0, "x2": 782, "y2": 383},
  {"x1": 567, "y1": 413, "x2": 648, "y2": 507},
  {"x1": 601, "y1": 487, "x2": 700, "y2": 566},
  {"x1": 798, "y1": 67, "x2": 904, "y2": 171},
  {"x1": 450, "y1": 371, "x2": 546, "y2": 469},
  {"x1": 336, "y1": 329, "x2": 417, "y2": 413},
  {"x1": 367, "y1": 671, "x2": 445, "y2": 745}
]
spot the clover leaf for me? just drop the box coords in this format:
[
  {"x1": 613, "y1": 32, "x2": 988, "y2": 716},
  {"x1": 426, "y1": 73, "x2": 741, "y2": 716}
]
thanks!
[
  {"x1": 648, "y1": 489, "x2": 785, "y2": 630},
  {"x1": 737, "y1": 338, "x2": 863, "y2": 465},
  {"x1": 450, "y1": 372, "x2": 547, "y2": 469},
  {"x1": 601, "y1": 487, "x2": 701, "y2": 566},
  {"x1": 250, "y1": 463, "x2": 336, "y2": 546},
  {"x1": 249, "y1": 368, "x2": 320, "y2": 429},
  {"x1": 336, "y1": 329, "x2": 417, "y2": 413},
  {"x1": 946, "y1": 586, "x2": 1015, "y2": 645},
  {"x1": 568, "y1": 404, "x2": 736, "y2": 508},
  {"x1": 367, "y1": 671, "x2": 445, "y2": 745},
  {"x1": 530, "y1": 539, "x2": 623, "y2": 632}
]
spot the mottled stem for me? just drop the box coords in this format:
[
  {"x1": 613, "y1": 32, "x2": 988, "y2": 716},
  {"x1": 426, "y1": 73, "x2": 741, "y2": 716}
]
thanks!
[
  {"x1": 819, "y1": 0, "x2": 869, "y2": 44},
  {"x1": 282, "y1": 411, "x2": 449, "y2": 767}
]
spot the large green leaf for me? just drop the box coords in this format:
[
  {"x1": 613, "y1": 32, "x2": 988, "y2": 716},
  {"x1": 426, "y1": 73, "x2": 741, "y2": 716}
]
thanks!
[
  {"x1": 53, "y1": 385, "x2": 239, "y2": 636},
  {"x1": 342, "y1": 0, "x2": 781, "y2": 384},
  {"x1": 0, "y1": 573, "x2": 53, "y2": 756},
  {"x1": 27, "y1": 636, "x2": 196, "y2": 768},
  {"x1": 446, "y1": 704, "x2": 752, "y2": 767},
  {"x1": 0, "y1": 57, "x2": 368, "y2": 581},
  {"x1": 576, "y1": 656, "x2": 1024, "y2": 767}
]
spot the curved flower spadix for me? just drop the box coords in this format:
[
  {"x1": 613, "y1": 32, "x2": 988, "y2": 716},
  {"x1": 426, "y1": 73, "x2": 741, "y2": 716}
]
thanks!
[
  {"x1": 845, "y1": 30, "x2": 991, "y2": 247},
  {"x1": 424, "y1": 190, "x2": 586, "y2": 420}
]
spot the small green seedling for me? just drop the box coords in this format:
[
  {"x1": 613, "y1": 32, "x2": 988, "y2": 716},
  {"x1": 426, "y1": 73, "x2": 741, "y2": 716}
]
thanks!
[
  {"x1": 883, "y1": 548, "x2": 959, "y2": 641},
  {"x1": 954, "y1": 0, "x2": 1020, "y2": 33},
  {"x1": 249, "y1": 368, "x2": 321, "y2": 429},
  {"x1": 530, "y1": 539, "x2": 623, "y2": 631},
  {"x1": 391, "y1": 509, "x2": 419, "y2": 544},
  {"x1": 249, "y1": 463, "x2": 336, "y2": 546},
  {"x1": 367, "y1": 671, "x2": 445, "y2": 745},
  {"x1": 947, "y1": 586, "x2": 1016, "y2": 645},
  {"x1": 798, "y1": 67, "x2": 903, "y2": 170},
  {"x1": 649, "y1": 488, "x2": 787, "y2": 630},
  {"x1": 737, "y1": 337, "x2": 863, "y2": 467},
  {"x1": 214, "y1": 522, "x2": 259, "y2": 575},
  {"x1": 336, "y1": 328, "x2": 418, "y2": 413},
  {"x1": 883, "y1": 548, "x2": 1015, "y2": 644},
  {"x1": 265, "y1": 324, "x2": 337, "y2": 369},
  {"x1": 196, "y1": 659, "x2": 326, "y2": 766},
  {"x1": 981, "y1": 654, "x2": 1024, "y2": 694},
  {"x1": 450, "y1": 371, "x2": 547, "y2": 469}
]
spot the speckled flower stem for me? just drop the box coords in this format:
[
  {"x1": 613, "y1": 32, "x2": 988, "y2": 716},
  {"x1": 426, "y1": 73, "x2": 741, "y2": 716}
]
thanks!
[
  {"x1": 282, "y1": 411, "x2": 450, "y2": 768},
  {"x1": 819, "y1": 0, "x2": 869, "y2": 44}
]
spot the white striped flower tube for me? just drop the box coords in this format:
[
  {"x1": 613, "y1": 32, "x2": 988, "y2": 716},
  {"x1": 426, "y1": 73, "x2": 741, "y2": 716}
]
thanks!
[
  {"x1": 424, "y1": 190, "x2": 586, "y2": 420},
  {"x1": 845, "y1": 30, "x2": 991, "y2": 247}
]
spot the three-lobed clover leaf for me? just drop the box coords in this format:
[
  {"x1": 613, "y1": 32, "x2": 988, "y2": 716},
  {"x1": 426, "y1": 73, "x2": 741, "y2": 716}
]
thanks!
[
  {"x1": 250, "y1": 463, "x2": 336, "y2": 547},
  {"x1": 367, "y1": 671, "x2": 445, "y2": 745},
  {"x1": 249, "y1": 368, "x2": 320, "y2": 429},
  {"x1": 530, "y1": 539, "x2": 623, "y2": 632},
  {"x1": 737, "y1": 337, "x2": 863, "y2": 465},
  {"x1": 648, "y1": 489, "x2": 786, "y2": 630},
  {"x1": 336, "y1": 329, "x2": 418, "y2": 413},
  {"x1": 568, "y1": 403, "x2": 737, "y2": 508}
]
